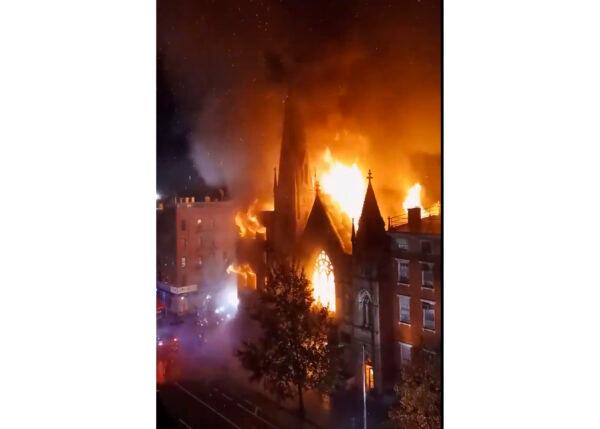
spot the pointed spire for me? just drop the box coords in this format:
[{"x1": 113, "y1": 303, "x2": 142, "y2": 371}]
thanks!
[{"x1": 356, "y1": 169, "x2": 386, "y2": 249}]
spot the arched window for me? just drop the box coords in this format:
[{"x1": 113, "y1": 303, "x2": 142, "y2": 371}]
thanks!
[
  {"x1": 358, "y1": 290, "x2": 372, "y2": 327},
  {"x1": 312, "y1": 251, "x2": 336, "y2": 312}
]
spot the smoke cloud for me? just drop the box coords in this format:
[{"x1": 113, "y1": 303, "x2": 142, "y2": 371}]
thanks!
[{"x1": 158, "y1": 0, "x2": 441, "y2": 216}]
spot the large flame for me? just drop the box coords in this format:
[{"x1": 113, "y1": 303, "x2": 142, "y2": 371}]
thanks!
[
  {"x1": 311, "y1": 250, "x2": 336, "y2": 312},
  {"x1": 227, "y1": 263, "x2": 257, "y2": 289},
  {"x1": 317, "y1": 148, "x2": 367, "y2": 229},
  {"x1": 402, "y1": 183, "x2": 441, "y2": 218},
  {"x1": 235, "y1": 200, "x2": 266, "y2": 238}
]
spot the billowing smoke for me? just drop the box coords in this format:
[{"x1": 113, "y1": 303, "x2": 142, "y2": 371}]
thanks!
[{"x1": 158, "y1": 0, "x2": 441, "y2": 216}]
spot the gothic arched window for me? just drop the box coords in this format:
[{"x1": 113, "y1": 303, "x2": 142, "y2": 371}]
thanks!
[
  {"x1": 358, "y1": 290, "x2": 372, "y2": 327},
  {"x1": 312, "y1": 250, "x2": 336, "y2": 312}
]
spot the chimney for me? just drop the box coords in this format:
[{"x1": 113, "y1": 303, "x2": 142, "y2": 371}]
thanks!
[{"x1": 408, "y1": 207, "x2": 422, "y2": 232}]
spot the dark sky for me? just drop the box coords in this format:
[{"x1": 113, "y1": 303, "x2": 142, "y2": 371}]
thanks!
[{"x1": 157, "y1": 0, "x2": 441, "y2": 213}]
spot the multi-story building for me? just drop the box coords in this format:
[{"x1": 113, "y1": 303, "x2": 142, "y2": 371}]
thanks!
[
  {"x1": 157, "y1": 195, "x2": 236, "y2": 315},
  {"x1": 388, "y1": 208, "x2": 441, "y2": 368}
]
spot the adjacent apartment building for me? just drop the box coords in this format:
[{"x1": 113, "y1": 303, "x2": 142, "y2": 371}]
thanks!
[
  {"x1": 388, "y1": 207, "x2": 441, "y2": 368},
  {"x1": 157, "y1": 194, "x2": 236, "y2": 315}
]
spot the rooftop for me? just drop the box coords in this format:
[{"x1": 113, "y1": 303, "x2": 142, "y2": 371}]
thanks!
[{"x1": 388, "y1": 204, "x2": 441, "y2": 235}]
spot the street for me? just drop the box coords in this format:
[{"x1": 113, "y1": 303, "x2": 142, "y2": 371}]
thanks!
[
  {"x1": 158, "y1": 380, "x2": 278, "y2": 429},
  {"x1": 157, "y1": 311, "x2": 387, "y2": 429}
]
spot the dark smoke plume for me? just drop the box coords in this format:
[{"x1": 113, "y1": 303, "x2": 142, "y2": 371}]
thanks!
[{"x1": 158, "y1": 0, "x2": 441, "y2": 215}]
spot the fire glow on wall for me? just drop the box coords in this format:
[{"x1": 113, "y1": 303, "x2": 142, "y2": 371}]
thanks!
[{"x1": 311, "y1": 250, "x2": 336, "y2": 312}]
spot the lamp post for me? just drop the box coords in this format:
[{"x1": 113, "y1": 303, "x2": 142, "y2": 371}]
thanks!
[{"x1": 362, "y1": 343, "x2": 367, "y2": 429}]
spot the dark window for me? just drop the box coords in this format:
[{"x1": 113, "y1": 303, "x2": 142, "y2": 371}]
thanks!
[
  {"x1": 396, "y1": 238, "x2": 409, "y2": 252},
  {"x1": 399, "y1": 295, "x2": 410, "y2": 324},
  {"x1": 399, "y1": 342, "x2": 412, "y2": 365},
  {"x1": 361, "y1": 296, "x2": 371, "y2": 327},
  {"x1": 181, "y1": 220, "x2": 186, "y2": 231},
  {"x1": 421, "y1": 263, "x2": 434, "y2": 289},
  {"x1": 421, "y1": 240, "x2": 432, "y2": 255},
  {"x1": 397, "y1": 260, "x2": 409, "y2": 284},
  {"x1": 422, "y1": 302, "x2": 435, "y2": 331}
]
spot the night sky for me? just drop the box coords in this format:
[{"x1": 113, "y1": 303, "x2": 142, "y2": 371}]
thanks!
[{"x1": 157, "y1": 0, "x2": 441, "y2": 211}]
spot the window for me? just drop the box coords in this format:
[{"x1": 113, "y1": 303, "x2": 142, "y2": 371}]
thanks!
[
  {"x1": 180, "y1": 257, "x2": 186, "y2": 268},
  {"x1": 399, "y1": 295, "x2": 410, "y2": 324},
  {"x1": 399, "y1": 342, "x2": 412, "y2": 365},
  {"x1": 396, "y1": 237, "x2": 409, "y2": 252},
  {"x1": 181, "y1": 220, "x2": 186, "y2": 231},
  {"x1": 312, "y1": 251, "x2": 336, "y2": 311},
  {"x1": 421, "y1": 240, "x2": 432, "y2": 255},
  {"x1": 360, "y1": 292, "x2": 371, "y2": 327},
  {"x1": 182, "y1": 239, "x2": 187, "y2": 249},
  {"x1": 421, "y1": 262, "x2": 434, "y2": 289},
  {"x1": 365, "y1": 362, "x2": 375, "y2": 390},
  {"x1": 422, "y1": 301, "x2": 435, "y2": 331},
  {"x1": 396, "y1": 259, "x2": 409, "y2": 284}
]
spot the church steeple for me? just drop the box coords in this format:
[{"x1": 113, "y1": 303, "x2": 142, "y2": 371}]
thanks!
[
  {"x1": 355, "y1": 169, "x2": 386, "y2": 250},
  {"x1": 272, "y1": 93, "x2": 313, "y2": 254}
]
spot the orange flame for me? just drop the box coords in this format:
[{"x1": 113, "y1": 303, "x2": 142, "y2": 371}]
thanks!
[
  {"x1": 317, "y1": 148, "x2": 367, "y2": 229},
  {"x1": 403, "y1": 183, "x2": 441, "y2": 218},
  {"x1": 235, "y1": 200, "x2": 266, "y2": 238},
  {"x1": 227, "y1": 263, "x2": 257, "y2": 289}
]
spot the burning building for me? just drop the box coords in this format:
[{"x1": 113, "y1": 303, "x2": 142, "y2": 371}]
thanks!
[
  {"x1": 157, "y1": 194, "x2": 236, "y2": 315},
  {"x1": 236, "y1": 95, "x2": 441, "y2": 395}
]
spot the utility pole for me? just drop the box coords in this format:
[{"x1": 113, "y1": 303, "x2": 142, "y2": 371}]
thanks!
[{"x1": 362, "y1": 343, "x2": 367, "y2": 429}]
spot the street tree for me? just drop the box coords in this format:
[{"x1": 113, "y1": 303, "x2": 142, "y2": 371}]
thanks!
[
  {"x1": 388, "y1": 350, "x2": 441, "y2": 429},
  {"x1": 236, "y1": 259, "x2": 341, "y2": 416}
]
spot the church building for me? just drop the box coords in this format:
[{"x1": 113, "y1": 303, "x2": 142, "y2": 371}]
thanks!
[{"x1": 237, "y1": 95, "x2": 441, "y2": 395}]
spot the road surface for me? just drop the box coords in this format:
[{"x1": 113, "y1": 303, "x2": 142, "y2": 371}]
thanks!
[{"x1": 158, "y1": 379, "x2": 280, "y2": 429}]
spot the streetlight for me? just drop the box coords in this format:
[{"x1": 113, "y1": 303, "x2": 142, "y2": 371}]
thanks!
[{"x1": 362, "y1": 343, "x2": 367, "y2": 429}]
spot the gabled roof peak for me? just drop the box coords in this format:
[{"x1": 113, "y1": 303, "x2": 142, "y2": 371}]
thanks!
[{"x1": 356, "y1": 172, "x2": 386, "y2": 248}]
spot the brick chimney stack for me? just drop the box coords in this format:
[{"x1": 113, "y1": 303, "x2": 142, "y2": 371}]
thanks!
[{"x1": 408, "y1": 207, "x2": 422, "y2": 232}]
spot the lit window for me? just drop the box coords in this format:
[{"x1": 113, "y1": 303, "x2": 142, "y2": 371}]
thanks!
[
  {"x1": 422, "y1": 301, "x2": 435, "y2": 331},
  {"x1": 396, "y1": 259, "x2": 409, "y2": 284},
  {"x1": 396, "y1": 237, "x2": 409, "y2": 252},
  {"x1": 421, "y1": 263, "x2": 434, "y2": 289},
  {"x1": 197, "y1": 218, "x2": 202, "y2": 225},
  {"x1": 312, "y1": 251, "x2": 336, "y2": 311},
  {"x1": 181, "y1": 257, "x2": 186, "y2": 268},
  {"x1": 421, "y1": 240, "x2": 432, "y2": 255},
  {"x1": 399, "y1": 342, "x2": 412, "y2": 365},
  {"x1": 365, "y1": 362, "x2": 375, "y2": 390},
  {"x1": 399, "y1": 295, "x2": 410, "y2": 324}
]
